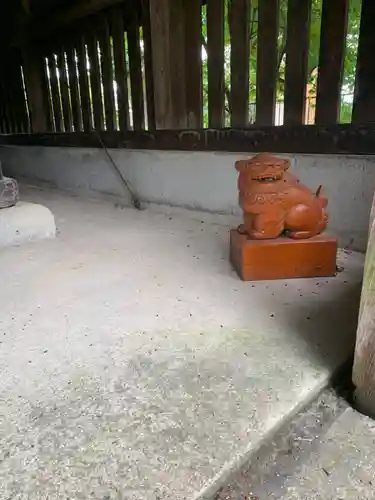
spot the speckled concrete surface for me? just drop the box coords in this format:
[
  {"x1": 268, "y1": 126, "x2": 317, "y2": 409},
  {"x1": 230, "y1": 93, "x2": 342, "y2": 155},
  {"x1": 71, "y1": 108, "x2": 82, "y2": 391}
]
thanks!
[
  {"x1": 275, "y1": 407, "x2": 375, "y2": 500},
  {"x1": 0, "y1": 185, "x2": 364, "y2": 500}
]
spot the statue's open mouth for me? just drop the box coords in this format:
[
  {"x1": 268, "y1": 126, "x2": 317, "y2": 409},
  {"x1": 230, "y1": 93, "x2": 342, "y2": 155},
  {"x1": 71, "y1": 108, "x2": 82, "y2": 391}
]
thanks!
[{"x1": 252, "y1": 174, "x2": 281, "y2": 182}]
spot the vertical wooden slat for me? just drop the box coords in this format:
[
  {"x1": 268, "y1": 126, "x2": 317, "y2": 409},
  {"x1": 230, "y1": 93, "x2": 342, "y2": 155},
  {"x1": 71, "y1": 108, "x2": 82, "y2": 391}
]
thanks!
[
  {"x1": 58, "y1": 48, "x2": 73, "y2": 132},
  {"x1": 9, "y1": 53, "x2": 28, "y2": 133},
  {"x1": 22, "y1": 47, "x2": 50, "y2": 132},
  {"x1": 229, "y1": 0, "x2": 250, "y2": 127},
  {"x1": 111, "y1": 6, "x2": 130, "y2": 131},
  {"x1": 184, "y1": 0, "x2": 203, "y2": 129},
  {"x1": 75, "y1": 32, "x2": 92, "y2": 131},
  {"x1": 127, "y1": 3, "x2": 145, "y2": 130},
  {"x1": 141, "y1": 0, "x2": 156, "y2": 130},
  {"x1": 98, "y1": 15, "x2": 116, "y2": 131},
  {"x1": 207, "y1": 0, "x2": 225, "y2": 128},
  {"x1": 0, "y1": 77, "x2": 13, "y2": 133},
  {"x1": 256, "y1": 0, "x2": 279, "y2": 125},
  {"x1": 352, "y1": 0, "x2": 375, "y2": 124},
  {"x1": 86, "y1": 26, "x2": 104, "y2": 130},
  {"x1": 315, "y1": 0, "x2": 349, "y2": 125},
  {"x1": 284, "y1": 0, "x2": 311, "y2": 125},
  {"x1": 149, "y1": 0, "x2": 186, "y2": 129},
  {"x1": 47, "y1": 53, "x2": 63, "y2": 132},
  {"x1": 66, "y1": 43, "x2": 82, "y2": 131}
]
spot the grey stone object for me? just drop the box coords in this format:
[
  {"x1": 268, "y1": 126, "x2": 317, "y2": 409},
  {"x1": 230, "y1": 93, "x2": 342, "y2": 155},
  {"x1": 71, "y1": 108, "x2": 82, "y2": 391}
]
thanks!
[{"x1": 0, "y1": 162, "x2": 18, "y2": 209}]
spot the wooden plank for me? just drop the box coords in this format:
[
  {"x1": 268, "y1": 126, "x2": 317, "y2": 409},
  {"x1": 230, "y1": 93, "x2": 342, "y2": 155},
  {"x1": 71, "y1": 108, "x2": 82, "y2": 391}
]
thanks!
[
  {"x1": 149, "y1": 0, "x2": 171, "y2": 129},
  {"x1": 66, "y1": 43, "x2": 82, "y2": 131},
  {"x1": 255, "y1": 0, "x2": 279, "y2": 125},
  {"x1": 98, "y1": 15, "x2": 116, "y2": 131},
  {"x1": 0, "y1": 80, "x2": 12, "y2": 133},
  {"x1": 207, "y1": 0, "x2": 225, "y2": 128},
  {"x1": 86, "y1": 25, "x2": 104, "y2": 130},
  {"x1": 149, "y1": 0, "x2": 186, "y2": 129},
  {"x1": 8, "y1": 52, "x2": 28, "y2": 133},
  {"x1": 6, "y1": 124, "x2": 375, "y2": 155},
  {"x1": 352, "y1": 0, "x2": 375, "y2": 124},
  {"x1": 229, "y1": 0, "x2": 250, "y2": 127},
  {"x1": 315, "y1": 0, "x2": 349, "y2": 125},
  {"x1": 47, "y1": 53, "x2": 63, "y2": 132},
  {"x1": 353, "y1": 193, "x2": 375, "y2": 417},
  {"x1": 22, "y1": 47, "x2": 50, "y2": 132},
  {"x1": 184, "y1": 0, "x2": 203, "y2": 129},
  {"x1": 75, "y1": 32, "x2": 92, "y2": 131},
  {"x1": 127, "y1": 2, "x2": 145, "y2": 130},
  {"x1": 141, "y1": 0, "x2": 156, "y2": 130},
  {"x1": 58, "y1": 48, "x2": 73, "y2": 132},
  {"x1": 110, "y1": 6, "x2": 130, "y2": 131},
  {"x1": 284, "y1": 0, "x2": 312, "y2": 125}
]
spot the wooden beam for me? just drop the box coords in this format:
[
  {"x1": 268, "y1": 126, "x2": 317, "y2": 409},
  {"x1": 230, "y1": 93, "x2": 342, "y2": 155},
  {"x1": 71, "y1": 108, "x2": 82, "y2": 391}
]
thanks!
[
  {"x1": 98, "y1": 15, "x2": 116, "y2": 131},
  {"x1": 110, "y1": 5, "x2": 130, "y2": 131},
  {"x1": 315, "y1": 0, "x2": 349, "y2": 125},
  {"x1": 256, "y1": 0, "x2": 279, "y2": 125},
  {"x1": 58, "y1": 48, "x2": 73, "y2": 132},
  {"x1": 4, "y1": 124, "x2": 375, "y2": 155},
  {"x1": 184, "y1": 0, "x2": 203, "y2": 129},
  {"x1": 149, "y1": 0, "x2": 186, "y2": 129},
  {"x1": 66, "y1": 42, "x2": 83, "y2": 132},
  {"x1": 352, "y1": 0, "x2": 375, "y2": 124},
  {"x1": 284, "y1": 0, "x2": 311, "y2": 125},
  {"x1": 141, "y1": 0, "x2": 156, "y2": 130},
  {"x1": 229, "y1": 0, "x2": 250, "y2": 127},
  {"x1": 47, "y1": 53, "x2": 63, "y2": 132},
  {"x1": 86, "y1": 23, "x2": 105, "y2": 130},
  {"x1": 76, "y1": 32, "x2": 93, "y2": 131},
  {"x1": 127, "y1": 1, "x2": 146, "y2": 130},
  {"x1": 207, "y1": 0, "x2": 225, "y2": 128}
]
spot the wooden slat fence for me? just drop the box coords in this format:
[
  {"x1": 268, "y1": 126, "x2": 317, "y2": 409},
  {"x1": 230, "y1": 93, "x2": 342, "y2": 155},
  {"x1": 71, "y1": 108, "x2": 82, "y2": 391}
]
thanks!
[{"x1": 2, "y1": 0, "x2": 374, "y2": 142}]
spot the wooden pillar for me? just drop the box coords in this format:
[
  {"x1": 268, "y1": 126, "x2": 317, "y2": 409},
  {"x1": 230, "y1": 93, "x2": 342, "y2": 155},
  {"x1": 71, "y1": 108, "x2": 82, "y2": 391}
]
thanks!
[
  {"x1": 353, "y1": 196, "x2": 375, "y2": 418},
  {"x1": 149, "y1": 0, "x2": 187, "y2": 129}
]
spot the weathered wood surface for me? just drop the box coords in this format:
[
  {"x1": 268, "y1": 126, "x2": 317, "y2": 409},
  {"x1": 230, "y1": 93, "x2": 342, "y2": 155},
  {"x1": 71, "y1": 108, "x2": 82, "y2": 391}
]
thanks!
[
  {"x1": 66, "y1": 43, "x2": 83, "y2": 132},
  {"x1": 4, "y1": 125, "x2": 375, "y2": 155},
  {"x1": 128, "y1": 0, "x2": 146, "y2": 130},
  {"x1": 149, "y1": 0, "x2": 186, "y2": 129},
  {"x1": 353, "y1": 193, "x2": 375, "y2": 418},
  {"x1": 284, "y1": 0, "x2": 311, "y2": 125},
  {"x1": 256, "y1": 0, "x2": 279, "y2": 125},
  {"x1": 141, "y1": 0, "x2": 156, "y2": 130},
  {"x1": 315, "y1": 0, "x2": 349, "y2": 125},
  {"x1": 229, "y1": 0, "x2": 250, "y2": 127},
  {"x1": 98, "y1": 16, "x2": 116, "y2": 131},
  {"x1": 207, "y1": 0, "x2": 225, "y2": 128},
  {"x1": 184, "y1": 0, "x2": 203, "y2": 129},
  {"x1": 111, "y1": 6, "x2": 130, "y2": 131},
  {"x1": 352, "y1": 0, "x2": 375, "y2": 124}
]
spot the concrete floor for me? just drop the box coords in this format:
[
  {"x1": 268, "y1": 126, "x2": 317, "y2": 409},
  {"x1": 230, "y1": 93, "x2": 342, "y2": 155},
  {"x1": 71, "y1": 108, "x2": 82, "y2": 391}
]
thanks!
[{"x1": 0, "y1": 185, "x2": 365, "y2": 500}]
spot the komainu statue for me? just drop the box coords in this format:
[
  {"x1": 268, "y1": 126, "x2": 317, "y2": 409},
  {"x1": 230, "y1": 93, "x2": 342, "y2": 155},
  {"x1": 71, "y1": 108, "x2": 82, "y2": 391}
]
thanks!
[{"x1": 235, "y1": 153, "x2": 328, "y2": 240}]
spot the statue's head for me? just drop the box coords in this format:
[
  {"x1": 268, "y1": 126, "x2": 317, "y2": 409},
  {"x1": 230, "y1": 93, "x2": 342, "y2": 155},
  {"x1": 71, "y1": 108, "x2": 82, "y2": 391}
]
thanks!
[{"x1": 235, "y1": 153, "x2": 290, "y2": 181}]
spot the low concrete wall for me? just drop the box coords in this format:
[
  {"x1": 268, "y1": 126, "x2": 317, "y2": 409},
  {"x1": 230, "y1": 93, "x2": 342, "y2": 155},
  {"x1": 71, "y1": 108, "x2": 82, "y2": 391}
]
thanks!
[{"x1": 1, "y1": 145, "x2": 374, "y2": 251}]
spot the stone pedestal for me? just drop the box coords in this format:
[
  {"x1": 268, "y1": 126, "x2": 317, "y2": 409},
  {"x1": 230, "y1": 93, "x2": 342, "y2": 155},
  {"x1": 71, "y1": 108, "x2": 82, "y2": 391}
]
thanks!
[
  {"x1": 0, "y1": 202, "x2": 56, "y2": 249},
  {"x1": 230, "y1": 230, "x2": 337, "y2": 281}
]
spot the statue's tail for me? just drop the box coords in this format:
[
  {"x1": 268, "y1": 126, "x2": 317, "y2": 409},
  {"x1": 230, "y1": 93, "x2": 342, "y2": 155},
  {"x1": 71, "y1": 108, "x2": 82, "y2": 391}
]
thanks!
[{"x1": 315, "y1": 185, "x2": 328, "y2": 208}]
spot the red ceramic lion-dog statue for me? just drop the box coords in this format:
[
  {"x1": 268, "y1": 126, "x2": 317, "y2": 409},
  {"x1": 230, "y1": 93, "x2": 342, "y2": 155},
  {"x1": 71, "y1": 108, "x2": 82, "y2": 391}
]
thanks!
[{"x1": 236, "y1": 153, "x2": 328, "y2": 240}]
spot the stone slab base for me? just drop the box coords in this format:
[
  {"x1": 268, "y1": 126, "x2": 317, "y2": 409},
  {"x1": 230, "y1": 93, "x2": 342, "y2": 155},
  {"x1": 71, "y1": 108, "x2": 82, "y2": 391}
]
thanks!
[
  {"x1": 230, "y1": 229, "x2": 337, "y2": 281},
  {"x1": 0, "y1": 202, "x2": 56, "y2": 249}
]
